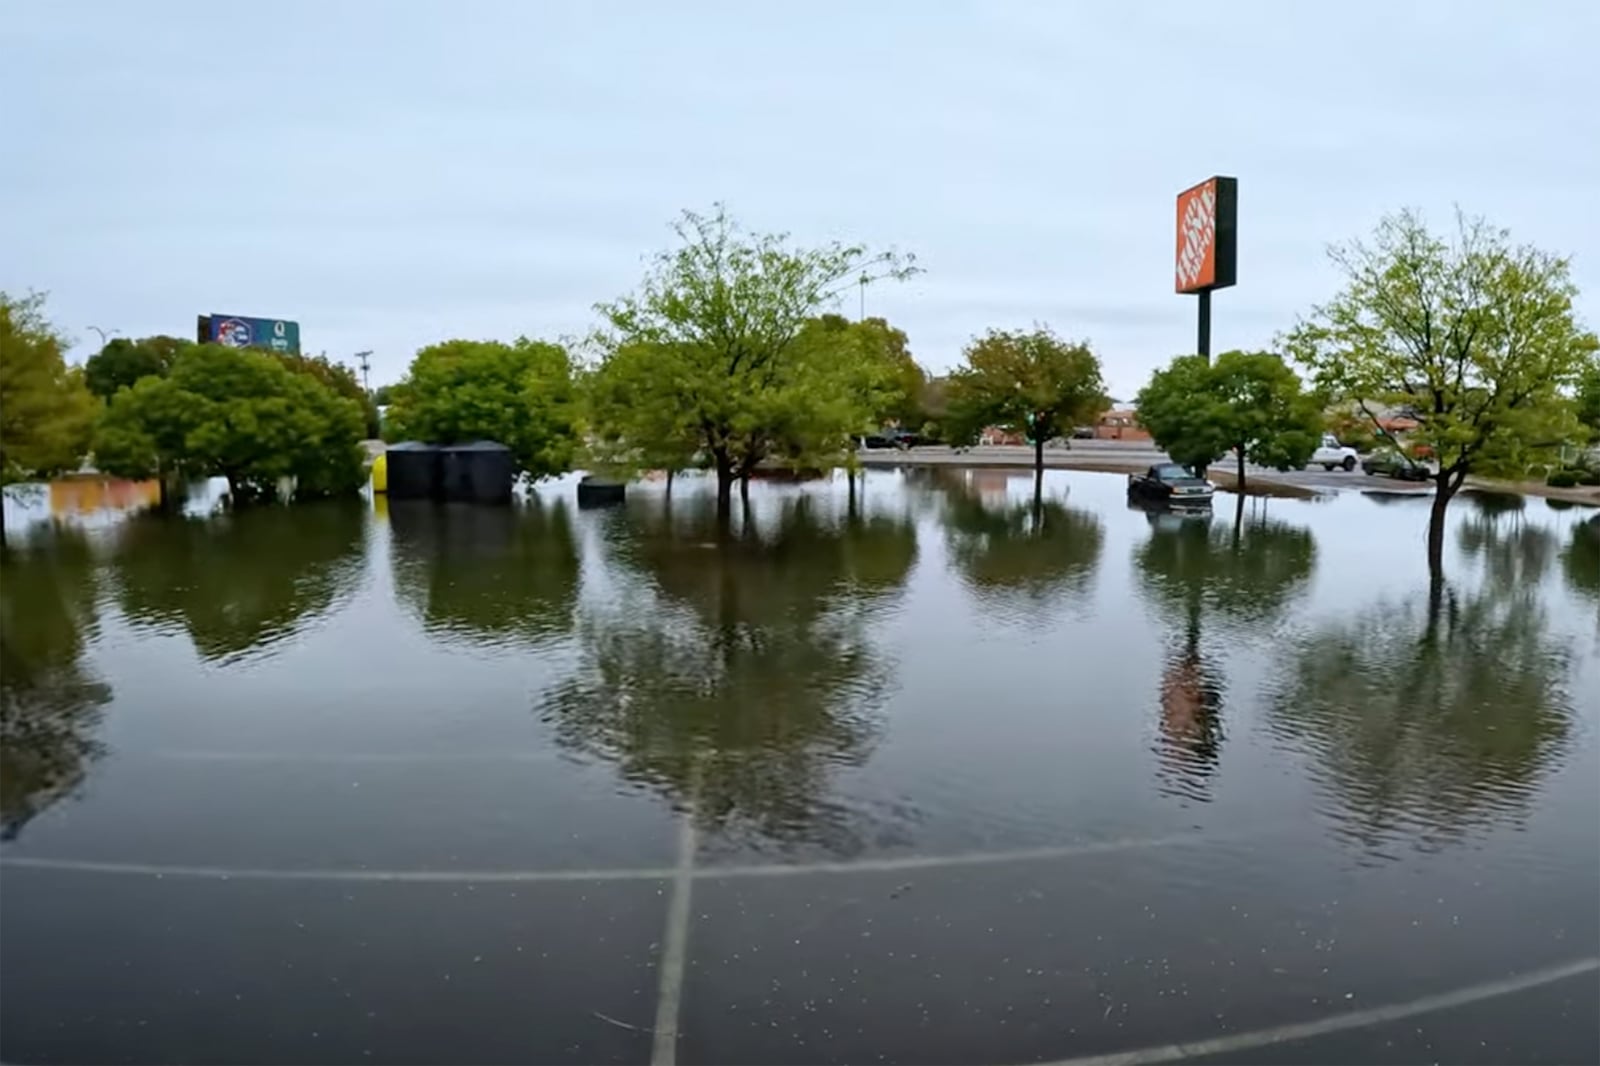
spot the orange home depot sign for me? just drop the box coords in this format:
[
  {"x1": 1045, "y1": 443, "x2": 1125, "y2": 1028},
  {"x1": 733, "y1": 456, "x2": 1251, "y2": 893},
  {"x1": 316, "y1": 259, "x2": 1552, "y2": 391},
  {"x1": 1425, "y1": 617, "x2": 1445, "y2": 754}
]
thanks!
[{"x1": 1174, "y1": 176, "x2": 1238, "y2": 293}]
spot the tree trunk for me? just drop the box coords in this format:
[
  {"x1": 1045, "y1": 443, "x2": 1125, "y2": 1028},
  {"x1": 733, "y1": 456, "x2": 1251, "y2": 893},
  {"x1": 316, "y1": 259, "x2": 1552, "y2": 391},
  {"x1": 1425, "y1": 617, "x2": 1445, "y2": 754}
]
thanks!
[
  {"x1": 1232, "y1": 490, "x2": 1245, "y2": 549},
  {"x1": 1427, "y1": 474, "x2": 1456, "y2": 576},
  {"x1": 1033, "y1": 435, "x2": 1045, "y2": 498},
  {"x1": 1235, "y1": 447, "x2": 1247, "y2": 497},
  {"x1": 739, "y1": 471, "x2": 751, "y2": 508},
  {"x1": 713, "y1": 450, "x2": 734, "y2": 524},
  {"x1": 665, "y1": 469, "x2": 674, "y2": 496}
]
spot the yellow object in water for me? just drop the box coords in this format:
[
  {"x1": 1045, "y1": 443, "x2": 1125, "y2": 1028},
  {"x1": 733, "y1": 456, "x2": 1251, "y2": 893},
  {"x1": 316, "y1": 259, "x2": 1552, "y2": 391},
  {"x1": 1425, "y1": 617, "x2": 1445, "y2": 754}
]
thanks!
[{"x1": 370, "y1": 451, "x2": 388, "y2": 493}]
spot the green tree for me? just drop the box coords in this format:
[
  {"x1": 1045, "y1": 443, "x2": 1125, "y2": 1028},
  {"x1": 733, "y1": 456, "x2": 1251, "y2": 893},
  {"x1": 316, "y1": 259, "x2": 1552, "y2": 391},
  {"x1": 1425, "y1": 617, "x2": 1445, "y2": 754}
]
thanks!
[
  {"x1": 384, "y1": 338, "x2": 575, "y2": 481},
  {"x1": 804, "y1": 314, "x2": 927, "y2": 428},
  {"x1": 944, "y1": 327, "x2": 1106, "y2": 492},
  {"x1": 83, "y1": 335, "x2": 189, "y2": 399},
  {"x1": 373, "y1": 384, "x2": 396, "y2": 407},
  {"x1": 93, "y1": 344, "x2": 366, "y2": 505},
  {"x1": 1136, "y1": 350, "x2": 1323, "y2": 487},
  {"x1": 1284, "y1": 208, "x2": 1599, "y2": 572},
  {"x1": 1, "y1": 293, "x2": 97, "y2": 544},
  {"x1": 277, "y1": 352, "x2": 380, "y2": 439},
  {"x1": 0, "y1": 527, "x2": 111, "y2": 839},
  {"x1": 1575, "y1": 358, "x2": 1600, "y2": 436},
  {"x1": 592, "y1": 205, "x2": 916, "y2": 518},
  {"x1": 582, "y1": 341, "x2": 706, "y2": 483},
  {"x1": 112, "y1": 503, "x2": 366, "y2": 662}
]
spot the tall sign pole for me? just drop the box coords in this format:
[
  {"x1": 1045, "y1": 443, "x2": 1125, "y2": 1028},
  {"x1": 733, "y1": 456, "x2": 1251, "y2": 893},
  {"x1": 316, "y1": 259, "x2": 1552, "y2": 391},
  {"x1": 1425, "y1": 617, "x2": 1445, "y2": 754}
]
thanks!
[{"x1": 1174, "y1": 176, "x2": 1238, "y2": 362}]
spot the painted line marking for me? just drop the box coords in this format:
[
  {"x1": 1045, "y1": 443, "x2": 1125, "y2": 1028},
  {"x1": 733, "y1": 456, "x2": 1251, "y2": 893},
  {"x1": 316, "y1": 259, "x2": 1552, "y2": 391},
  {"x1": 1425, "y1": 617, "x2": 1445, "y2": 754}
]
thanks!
[
  {"x1": 0, "y1": 831, "x2": 1215, "y2": 884},
  {"x1": 651, "y1": 793, "x2": 699, "y2": 1065},
  {"x1": 1024, "y1": 956, "x2": 1600, "y2": 1066},
  {"x1": 0, "y1": 857, "x2": 674, "y2": 882}
]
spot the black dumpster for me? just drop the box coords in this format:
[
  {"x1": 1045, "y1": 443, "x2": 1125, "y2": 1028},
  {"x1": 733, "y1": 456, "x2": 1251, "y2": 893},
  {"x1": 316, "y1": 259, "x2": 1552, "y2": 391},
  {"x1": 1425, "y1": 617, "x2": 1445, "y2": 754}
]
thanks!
[
  {"x1": 440, "y1": 441, "x2": 514, "y2": 505},
  {"x1": 577, "y1": 475, "x2": 626, "y2": 508},
  {"x1": 385, "y1": 442, "x2": 442, "y2": 500}
]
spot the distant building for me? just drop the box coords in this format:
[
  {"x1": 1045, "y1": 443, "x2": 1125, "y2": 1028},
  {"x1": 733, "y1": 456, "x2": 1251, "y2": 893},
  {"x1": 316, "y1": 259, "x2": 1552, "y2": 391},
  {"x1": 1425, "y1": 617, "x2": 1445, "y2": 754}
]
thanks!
[{"x1": 1095, "y1": 404, "x2": 1151, "y2": 442}]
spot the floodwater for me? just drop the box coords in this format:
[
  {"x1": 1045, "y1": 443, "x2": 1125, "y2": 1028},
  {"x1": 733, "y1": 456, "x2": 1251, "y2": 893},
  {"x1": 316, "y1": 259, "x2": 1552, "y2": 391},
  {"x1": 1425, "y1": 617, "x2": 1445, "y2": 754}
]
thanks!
[{"x1": 2, "y1": 469, "x2": 1596, "y2": 1065}]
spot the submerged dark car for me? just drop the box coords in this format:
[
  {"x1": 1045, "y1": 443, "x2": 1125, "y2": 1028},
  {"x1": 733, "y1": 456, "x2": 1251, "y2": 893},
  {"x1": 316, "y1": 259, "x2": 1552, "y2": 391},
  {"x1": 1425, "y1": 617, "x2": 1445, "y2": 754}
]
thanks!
[
  {"x1": 1128, "y1": 462, "x2": 1214, "y2": 505},
  {"x1": 1362, "y1": 447, "x2": 1431, "y2": 481}
]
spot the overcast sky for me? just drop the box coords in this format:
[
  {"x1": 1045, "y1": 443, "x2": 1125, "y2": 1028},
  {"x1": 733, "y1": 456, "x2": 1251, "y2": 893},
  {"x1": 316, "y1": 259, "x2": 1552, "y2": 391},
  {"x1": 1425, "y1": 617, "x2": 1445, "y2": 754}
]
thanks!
[{"x1": 5, "y1": 1, "x2": 1597, "y2": 398}]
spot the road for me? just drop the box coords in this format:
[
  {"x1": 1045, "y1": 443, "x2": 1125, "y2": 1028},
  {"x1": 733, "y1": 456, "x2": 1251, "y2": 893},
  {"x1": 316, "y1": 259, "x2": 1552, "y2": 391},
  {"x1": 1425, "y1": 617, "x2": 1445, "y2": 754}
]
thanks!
[{"x1": 855, "y1": 442, "x2": 1423, "y2": 496}]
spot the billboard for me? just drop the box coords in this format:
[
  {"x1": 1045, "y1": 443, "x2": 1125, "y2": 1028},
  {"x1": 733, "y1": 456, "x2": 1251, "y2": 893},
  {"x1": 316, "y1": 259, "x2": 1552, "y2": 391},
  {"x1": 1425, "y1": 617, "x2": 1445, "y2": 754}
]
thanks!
[
  {"x1": 202, "y1": 314, "x2": 301, "y2": 354},
  {"x1": 1174, "y1": 176, "x2": 1237, "y2": 293}
]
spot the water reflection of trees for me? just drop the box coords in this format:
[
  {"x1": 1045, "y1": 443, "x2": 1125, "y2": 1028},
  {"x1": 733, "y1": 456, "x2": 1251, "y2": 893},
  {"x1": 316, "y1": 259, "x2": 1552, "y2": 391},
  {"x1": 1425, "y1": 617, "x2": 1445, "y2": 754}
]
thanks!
[
  {"x1": 1132, "y1": 501, "x2": 1317, "y2": 802},
  {"x1": 0, "y1": 529, "x2": 111, "y2": 840},
  {"x1": 935, "y1": 471, "x2": 1103, "y2": 615},
  {"x1": 540, "y1": 491, "x2": 916, "y2": 854},
  {"x1": 1456, "y1": 495, "x2": 1556, "y2": 593},
  {"x1": 1269, "y1": 529, "x2": 1573, "y2": 853},
  {"x1": 111, "y1": 503, "x2": 365, "y2": 663},
  {"x1": 389, "y1": 499, "x2": 580, "y2": 650},
  {"x1": 1561, "y1": 515, "x2": 1598, "y2": 608}
]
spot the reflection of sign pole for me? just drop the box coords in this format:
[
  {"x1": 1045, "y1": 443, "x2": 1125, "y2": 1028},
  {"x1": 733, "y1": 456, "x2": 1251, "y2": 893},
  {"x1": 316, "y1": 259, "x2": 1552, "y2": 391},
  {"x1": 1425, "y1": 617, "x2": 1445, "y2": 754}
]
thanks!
[{"x1": 1174, "y1": 176, "x2": 1237, "y2": 362}]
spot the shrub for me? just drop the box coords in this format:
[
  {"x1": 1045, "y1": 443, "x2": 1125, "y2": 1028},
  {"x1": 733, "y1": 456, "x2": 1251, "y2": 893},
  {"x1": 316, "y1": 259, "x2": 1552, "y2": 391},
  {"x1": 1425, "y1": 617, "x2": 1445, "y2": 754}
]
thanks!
[{"x1": 1546, "y1": 470, "x2": 1580, "y2": 488}]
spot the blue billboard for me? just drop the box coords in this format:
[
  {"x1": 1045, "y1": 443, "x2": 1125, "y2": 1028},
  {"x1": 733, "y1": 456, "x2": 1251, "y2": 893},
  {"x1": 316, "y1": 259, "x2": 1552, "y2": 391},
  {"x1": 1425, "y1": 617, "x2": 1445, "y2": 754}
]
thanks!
[{"x1": 207, "y1": 314, "x2": 301, "y2": 354}]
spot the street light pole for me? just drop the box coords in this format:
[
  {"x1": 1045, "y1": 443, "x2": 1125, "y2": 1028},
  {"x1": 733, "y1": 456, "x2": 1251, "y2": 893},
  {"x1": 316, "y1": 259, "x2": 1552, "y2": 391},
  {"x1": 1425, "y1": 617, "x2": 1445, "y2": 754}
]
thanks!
[{"x1": 87, "y1": 325, "x2": 119, "y2": 347}]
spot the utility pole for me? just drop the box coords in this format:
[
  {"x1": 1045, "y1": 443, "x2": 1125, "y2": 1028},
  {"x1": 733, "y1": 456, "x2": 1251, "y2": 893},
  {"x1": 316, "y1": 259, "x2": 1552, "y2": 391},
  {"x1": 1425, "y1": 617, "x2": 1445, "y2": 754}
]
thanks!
[
  {"x1": 353, "y1": 350, "x2": 373, "y2": 394},
  {"x1": 859, "y1": 275, "x2": 867, "y2": 321}
]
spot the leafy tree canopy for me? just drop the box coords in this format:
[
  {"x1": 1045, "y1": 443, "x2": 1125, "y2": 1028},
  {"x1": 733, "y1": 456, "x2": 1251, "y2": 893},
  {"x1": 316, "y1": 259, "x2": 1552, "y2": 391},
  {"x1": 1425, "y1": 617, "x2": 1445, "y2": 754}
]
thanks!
[
  {"x1": 944, "y1": 327, "x2": 1106, "y2": 476},
  {"x1": 591, "y1": 204, "x2": 916, "y2": 513},
  {"x1": 1283, "y1": 209, "x2": 1596, "y2": 565},
  {"x1": 0, "y1": 292, "x2": 97, "y2": 490},
  {"x1": 1136, "y1": 350, "x2": 1323, "y2": 485},
  {"x1": 385, "y1": 338, "x2": 575, "y2": 481},
  {"x1": 93, "y1": 344, "x2": 366, "y2": 503},
  {"x1": 276, "y1": 352, "x2": 380, "y2": 439},
  {"x1": 83, "y1": 335, "x2": 190, "y2": 399}
]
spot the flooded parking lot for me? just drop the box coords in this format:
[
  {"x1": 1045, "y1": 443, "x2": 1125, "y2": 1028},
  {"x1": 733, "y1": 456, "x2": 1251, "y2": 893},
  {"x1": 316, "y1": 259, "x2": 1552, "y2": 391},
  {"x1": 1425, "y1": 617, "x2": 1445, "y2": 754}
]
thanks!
[{"x1": 2, "y1": 469, "x2": 1596, "y2": 1064}]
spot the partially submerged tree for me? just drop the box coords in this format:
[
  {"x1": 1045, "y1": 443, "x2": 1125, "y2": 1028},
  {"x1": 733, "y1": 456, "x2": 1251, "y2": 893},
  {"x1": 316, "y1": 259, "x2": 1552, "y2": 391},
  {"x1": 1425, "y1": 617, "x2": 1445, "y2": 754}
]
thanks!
[
  {"x1": 1284, "y1": 208, "x2": 1598, "y2": 572},
  {"x1": 592, "y1": 205, "x2": 917, "y2": 518},
  {"x1": 94, "y1": 344, "x2": 366, "y2": 504},
  {"x1": 385, "y1": 338, "x2": 576, "y2": 482},
  {"x1": 945, "y1": 327, "x2": 1106, "y2": 493},
  {"x1": 1136, "y1": 350, "x2": 1323, "y2": 489},
  {"x1": 1, "y1": 293, "x2": 97, "y2": 546}
]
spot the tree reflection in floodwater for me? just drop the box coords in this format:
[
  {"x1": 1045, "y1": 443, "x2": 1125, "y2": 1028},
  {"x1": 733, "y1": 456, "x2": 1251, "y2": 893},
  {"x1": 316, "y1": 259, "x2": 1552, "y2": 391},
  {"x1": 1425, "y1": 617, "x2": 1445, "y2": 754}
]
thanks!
[
  {"x1": 1269, "y1": 519, "x2": 1574, "y2": 856},
  {"x1": 0, "y1": 528, "x2": 111, "y2": 839},
  {"x1": 935, "y1": 469, "x2": 1104, "y2": 621},
  {"x1": 388, "y1": 498, "x2": 580, "y2": 652},
  {"x1": 110, "y1": 502, "x2": 366, "y2": 663},
  {"x1": 541, "y1": 488, "x2": 917, "y2": 856},
  {"x1": 1132, "y1": 497, "x2": 1317, "y2": 802},
  {"x1": 1563, "y1": 514, "x2": 1598, "y2": 612}
]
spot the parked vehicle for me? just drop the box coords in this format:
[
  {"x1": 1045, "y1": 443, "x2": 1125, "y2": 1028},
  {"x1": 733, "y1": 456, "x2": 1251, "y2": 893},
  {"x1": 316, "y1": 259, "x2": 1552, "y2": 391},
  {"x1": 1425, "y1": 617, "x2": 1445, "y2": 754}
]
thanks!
[
  {"x1": 1308, "y1": 434, "x2": 1359, "y2": 471},
  {"x1": 1362, "y1": 447, "x2": 1431, "y2": 481},
  {"x1": 1072, "y1": 426, "x2": 1096, "y2": 440},
  {"x1": 1128, "y1": 463, "x2": 1214, "y2": 506},
  {"x1": 859, "y1": 428, "x2": 921, "y2": 450}
]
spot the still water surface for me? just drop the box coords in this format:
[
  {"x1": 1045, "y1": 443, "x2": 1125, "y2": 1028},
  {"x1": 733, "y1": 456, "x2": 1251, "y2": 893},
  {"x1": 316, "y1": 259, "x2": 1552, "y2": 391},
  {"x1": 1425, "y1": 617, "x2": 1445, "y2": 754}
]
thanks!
[{"x1": 2, "y1": 469, "x2": 1597, "y2": 1064}]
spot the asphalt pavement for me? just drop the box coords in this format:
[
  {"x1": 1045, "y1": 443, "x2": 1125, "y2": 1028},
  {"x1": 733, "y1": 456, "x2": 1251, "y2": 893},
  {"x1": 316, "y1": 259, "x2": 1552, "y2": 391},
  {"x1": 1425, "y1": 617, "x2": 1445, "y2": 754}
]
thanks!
[{"x1": 856, "y1": 443, "x2": 1433, "y2": 496}]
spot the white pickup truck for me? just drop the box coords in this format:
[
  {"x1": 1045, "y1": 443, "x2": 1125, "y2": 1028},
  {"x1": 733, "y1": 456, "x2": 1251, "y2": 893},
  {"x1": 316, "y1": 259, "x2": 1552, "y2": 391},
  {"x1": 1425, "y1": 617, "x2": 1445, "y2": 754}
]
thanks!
[{"x1": 1309, "y1": 434, "x2": 1359, "y2": 472}]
